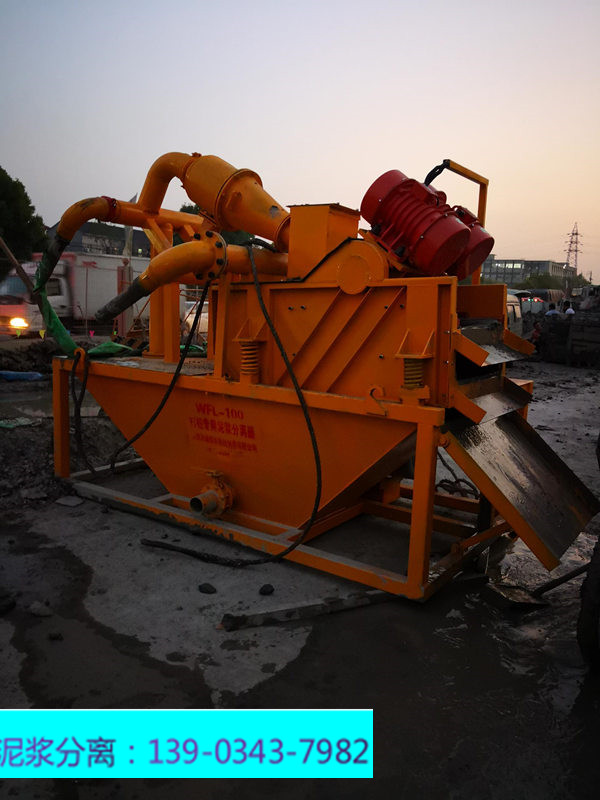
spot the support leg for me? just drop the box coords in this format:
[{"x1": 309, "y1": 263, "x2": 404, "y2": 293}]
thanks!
[
  {"x1": 406, "y1": 423, "x2": 439, "y2": 595},
  {"x1": 147, "y1": 285, "x2": 165, "y2": 357},
  {"x1": 53, "y1": 360, "x2": 70, "y2": 477},
  {"x1": 163, "y1": 282, "x2": 182, "y2": 363}
]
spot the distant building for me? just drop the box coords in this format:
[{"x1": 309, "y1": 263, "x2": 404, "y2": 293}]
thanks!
[
  {"x1": 481, "y1": 255, "x2": 577, "y2": 285},
  {"x1": 46, "y1": 221, "x2": 151, "y2": 257}
]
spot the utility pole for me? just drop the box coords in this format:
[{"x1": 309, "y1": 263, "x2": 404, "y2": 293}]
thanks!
[
  {"x1": 564, "y1": 222, "x2": 582, "y2": 295},
  {"x1": 118, "y1": 194, "x2": 137, "y2": 337},
  {"x1": 564, "y1": 222, "x2": 582, "y2": 273}
]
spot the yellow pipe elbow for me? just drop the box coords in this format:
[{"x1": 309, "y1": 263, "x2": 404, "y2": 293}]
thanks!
[
  {"x1": 138, "y1": 152, "x2": 199, "y2": 213},
  {"x1": 56, "y1": 197, "x2": 113, "y2": 241},
  {"x1": 138, "y1": 240, "x2": 221, "y2": 293}
]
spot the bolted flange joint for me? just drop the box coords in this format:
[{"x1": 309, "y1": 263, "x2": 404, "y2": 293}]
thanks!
[{"x1": 190, "y1": 471, "x2": 234, "y2": 518}]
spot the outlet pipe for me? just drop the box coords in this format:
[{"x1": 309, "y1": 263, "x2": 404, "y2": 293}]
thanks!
[{"x1": 95, "y1": 237, "x2": 288, "y2": 323}]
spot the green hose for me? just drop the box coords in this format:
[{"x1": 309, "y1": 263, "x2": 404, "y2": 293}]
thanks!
[{"x1": 34, "y1": 234, "x2": 140, "y2": 359}]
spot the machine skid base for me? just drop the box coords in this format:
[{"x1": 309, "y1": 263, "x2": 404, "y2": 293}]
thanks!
[
  {"x1": 55, "y1": 356, "x2": 498, "y2": 601},
  {"x1": 69, "y1": 467, "x2": 506, "y2": 601},
  {"x1": 55, "y1": 356, "x2": 598, "y2": 601}
]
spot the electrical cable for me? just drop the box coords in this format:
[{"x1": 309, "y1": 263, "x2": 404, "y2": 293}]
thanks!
[
  {"x1": 436, "y1": 449, "x2": 479, "y2": 498},
  {"x1": 66, "y1": 269, "x2": 213, "y2": 483},
  {"x1": 70, "y1": 349, "x2": 97, "y2": 476},
  {"x1": 109, "y1": 279, "x2": 211, "y2": 471},
  {"x1": 424, "y1": 160, "x2": 450, "y2": 187},
  {"x1": 65, "y1": 236, "x2": 321, "y2": 568},
  {"x1": 142, "y1": 242, "x2": 323, "y2": 568}
]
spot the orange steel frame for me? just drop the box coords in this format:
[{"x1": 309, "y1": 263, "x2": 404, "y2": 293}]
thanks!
[
  {"x1": 53, "y1": 291, "x2": 517, "y2": 602},
  {"x1": 51, "y1": 152, "x2": 524, "y2": 600},
  {"x1": 54, "y1": 354, "x2": 509, "y2": 600}
]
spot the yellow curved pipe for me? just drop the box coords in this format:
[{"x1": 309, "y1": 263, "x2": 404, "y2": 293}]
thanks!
[
  {"x1": 113, "y1": 202, "x2": 210, "y2": 234},
  {"x1": 226, "y1": 246, "x2": 287, "y2": 275},
  {"x1": 55, "y1": 152, "x2": 291, "y2": 280},
  {"x1": 138, "y1": 240, "x2": 220, "y2": 293},
  {"x1": 56, "y1": 197, "x2": 113, "y2": 240},
  {"x1": 54, "y1": 193, "x2": 211, "y2": 259},
  {"x1": 138, "y1": 241, "x2": 288, "y2": 294},
  {"x1": 175, "y1": 247, "x2": 288, "y2": 285},
  {"x1": 138, "y1": 152, "x2": 196, "y2": 213}
]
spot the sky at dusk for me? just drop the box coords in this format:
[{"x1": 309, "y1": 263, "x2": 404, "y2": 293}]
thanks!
[{"x1": 1, "y1": 0, "x2": 599, "y2": 280}]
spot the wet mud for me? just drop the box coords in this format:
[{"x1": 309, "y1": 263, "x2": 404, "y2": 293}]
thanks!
[{"x1": 0, "y1": 358, "x2": 599, "y2": 798}]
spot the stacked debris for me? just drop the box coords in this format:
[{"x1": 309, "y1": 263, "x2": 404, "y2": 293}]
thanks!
[
  {"x1": 537, "y1": 312, "x2": 600, "y2": 367},
  {"x1": 0, "y1": 339, "x2": 61, "y2": 374},
  {"x1": 569, "y1": 312, "x2": 600, "y2": 367},
  {"x1": 539, "y1": 316, "x2": 572, "y2": 364}
]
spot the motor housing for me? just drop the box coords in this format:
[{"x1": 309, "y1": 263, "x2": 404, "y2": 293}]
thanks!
[{"x1": 361, "y1": 169, "x2": 492, "y2": 278}]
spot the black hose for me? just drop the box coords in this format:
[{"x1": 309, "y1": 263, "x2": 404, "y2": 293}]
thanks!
[
  {"x1": 234, "y1": 242, "x2": 323, "y2": 564},
  {"x1": 70, "y1": 350, "x2": 97, "y2": 476},
  {"x1": 436, "y1": 450, "x2": 479, "y2": 498},
  {"x1": 96, "y1": 277, "x2": 148, "y2": 323},
  {"x1": 66, "y1": 237, "x2": 321, "y2": 569},
  {"x1": 140, "y1": 538, "x2": 259, "y2": 567},
  {"x1": 143, "y1": 243, "x2": 323, "y2": 568},
  {"x1": 109, "y1": 279, "x2": 211, "y2": 471},
  {"x1": 424, "y1": 160, "x2": 450, "y2": 187}
]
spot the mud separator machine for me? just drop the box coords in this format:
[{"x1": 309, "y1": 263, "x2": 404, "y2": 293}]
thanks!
[{"x1": 48, "y1": 153, "x2": 599, "y2": 599}]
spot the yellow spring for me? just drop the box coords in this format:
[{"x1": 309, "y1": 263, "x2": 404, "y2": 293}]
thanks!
[
  {"x1": 240, "y1": 340, "x2": 260, "y2": 375},
  {"x1": 403, "y1": 358, "x2": 424, "y2": 389}
]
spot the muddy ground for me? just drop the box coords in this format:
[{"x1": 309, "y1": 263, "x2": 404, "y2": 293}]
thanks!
[
  {"x1": 0, "y1": 339, "x2": 63, "y2": 375},
  {"x1": 1, "y1": 342, "x2": 599, "y2": 799}
]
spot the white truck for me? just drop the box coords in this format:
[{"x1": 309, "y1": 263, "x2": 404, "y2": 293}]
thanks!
[{"x1": 0, "y1": 252, "x2": 153, "y2": 337}]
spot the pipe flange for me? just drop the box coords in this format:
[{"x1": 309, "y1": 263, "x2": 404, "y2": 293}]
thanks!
[{"x1": 190, "y1": 472, "x2": 234, "y2": 518}]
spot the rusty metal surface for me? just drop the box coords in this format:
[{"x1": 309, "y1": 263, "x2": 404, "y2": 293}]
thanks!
[{"x1": 448, "y1": 411, "x2": 600, "y2": 561}]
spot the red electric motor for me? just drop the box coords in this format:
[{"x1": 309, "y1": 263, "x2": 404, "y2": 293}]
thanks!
[
  {"x1": 360, "y1": 170, "x2": 493, "y2": 278},
  {"x1": 446, "y1": 205, "x2": 494, "y2": 281}
]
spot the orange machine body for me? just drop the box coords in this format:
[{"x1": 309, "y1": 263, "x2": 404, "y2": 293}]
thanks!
[{"x1": 52, "y1": 153, "x2": 599, "y2": 600}]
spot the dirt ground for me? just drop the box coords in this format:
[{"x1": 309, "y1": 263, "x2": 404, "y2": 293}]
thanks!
[
  {"x1": 1, "y1": 344, "x2": 600, "y2": 799},
  {"x1": 0, "y1": 337, "x2": 66, "y2": 374}
]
